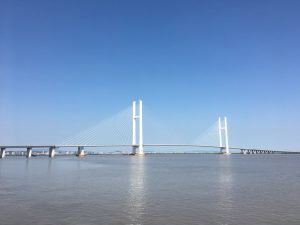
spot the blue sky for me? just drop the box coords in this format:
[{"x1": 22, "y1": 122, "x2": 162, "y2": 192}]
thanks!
[{"x1": 1, "y1": 0, "x2": 300, "y2": 150}]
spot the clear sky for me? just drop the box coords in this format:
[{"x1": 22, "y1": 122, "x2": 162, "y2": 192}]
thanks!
[{"x1": 1, "y1": 0, "x2": 300, "y2": 150}]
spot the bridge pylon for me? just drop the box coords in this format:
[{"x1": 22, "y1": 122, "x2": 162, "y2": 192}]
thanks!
[
  {"x1": 218, "y1": 117, "x2": 230, "y2": 155},
  {"x1": 132, "y1": 100, "x2": 144, "y2": 156},
  {"x1": 0, "y1": 148, "x2": 5, "y2": 158}
]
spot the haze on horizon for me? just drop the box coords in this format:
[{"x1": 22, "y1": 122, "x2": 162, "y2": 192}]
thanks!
[{"x1": 1, "y1": 0, "x2": 300, "y2": 151}]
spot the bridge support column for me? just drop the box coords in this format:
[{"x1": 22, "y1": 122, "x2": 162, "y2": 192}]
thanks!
[
  {"x1": 220, "y1": 147, "x2": 225, "y2": 154},
  {"x1": 218, "y1": 117, "x2": 223, "y2": 153},
  {"x1": 49, "y1": 147, "x2": 55, "y2": 158},
  {"x1": 138, "y1": 100, "x2": 144, "y2": 155},
  {"x1": 0, "y1": 148, "x2": 6, "y2": 158},
  {"x1": 224, "y1": 117, "x2": 230, "y2": 155},
  {"x1": 218, "y1": 117, "x2": 230, "y2": 155},
  {"x1": 77, "y1": 146, "x2": 85, "y2": 157},
  {"x1": 132, "y1": 101, "x2": 137, "y2": 154},
  {"x1": 132, "y1": 100, "x2": 144, "y2": 156},
  {"x1": 26, "y1": 147, "x2": 32, "y2": 158}
]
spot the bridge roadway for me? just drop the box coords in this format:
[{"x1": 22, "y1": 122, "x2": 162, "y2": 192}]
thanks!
[{"x1": 0, "y1": 144, "x2": 299, "y2": 158}]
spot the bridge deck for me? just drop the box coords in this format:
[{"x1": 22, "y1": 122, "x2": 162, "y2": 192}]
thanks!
[{"x1": 0, "y1": 144, "x2": 298, "y2": 153}]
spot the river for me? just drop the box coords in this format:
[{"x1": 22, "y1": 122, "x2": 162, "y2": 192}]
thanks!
[{"x1": 0, "y1": 154, "x2": 300, "y2": 224}]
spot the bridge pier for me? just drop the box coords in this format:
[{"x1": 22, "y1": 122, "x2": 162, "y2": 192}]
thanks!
[
  {"x1": 241, "y1": 149, "x2": 280, "y2": 154},
  {"x1": 0, "y1": 148, "x2": 6, "y2": 158},
  {"x1": 49, "y1": 147, "x2": 55, "y2": 158},
  {"x1": 26, "y1": 147, "x2": 32, "y2": 158},
  {"x1": 220, "y1": 147, "x2": 224, "y2": 154},
  {"x1": 132, "y1": 146, "x2": 137, "y2": 154},
  {"x1": 77, "y1": 146, "x2": 85, "y2": 157}
]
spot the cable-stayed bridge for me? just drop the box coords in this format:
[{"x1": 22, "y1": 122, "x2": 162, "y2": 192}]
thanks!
[{"x1": 0, "y1": 100, "x2": 299, "y2": 158}]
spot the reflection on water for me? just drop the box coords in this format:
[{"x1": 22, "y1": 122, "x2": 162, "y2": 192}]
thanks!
[
  {"x1": 25, "y1": 158, "x2": 30, "y2": 174},
  {"x1": 47, "y1": 158, "x2": 52, "y2": 171},
  {"x1": 128, "y1": 156, "x2": 146, "y2": 224},
  {"x1": 217, "y1": 156, "x2": 234, "y2": 221}
]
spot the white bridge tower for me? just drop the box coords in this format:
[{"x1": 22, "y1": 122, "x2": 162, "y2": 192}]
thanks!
[
  {"x1": 218, "y1": 117, "x2": 230, "y2": 155},
  {"x1": 132, "y1": 100, "x2": 144, "y2": 155}
]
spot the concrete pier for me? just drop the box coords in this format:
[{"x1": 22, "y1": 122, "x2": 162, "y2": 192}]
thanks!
[
  {"x1": 240, "y1": 149, "x2": 276, "y2": 154},
  {"x1": 49, "y1": 147, "x2": 56, "y2": 158},
  {"x1": 26, "y1": 147, "x2": 32, "y2": 158},
  {"x1": 0, "y1": 148, "x2": 6, "y2": 158},
  {"x1": 77, "y1": 146, "x2": 84, "y2": 156}
]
